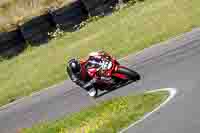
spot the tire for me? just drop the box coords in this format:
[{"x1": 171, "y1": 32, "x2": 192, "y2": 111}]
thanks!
[{"x1": 116, "y1": 67, "x2": 140, "y2": 81}]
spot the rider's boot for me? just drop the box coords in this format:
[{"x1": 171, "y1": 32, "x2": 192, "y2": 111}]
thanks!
[{"x1": 88, "y1": 88, "x2": 97, "y2": 97}]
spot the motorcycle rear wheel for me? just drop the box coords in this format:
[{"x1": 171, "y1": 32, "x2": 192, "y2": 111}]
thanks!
[{"x1": 116, "y1": 67, "x2": 141, "y2": 81}]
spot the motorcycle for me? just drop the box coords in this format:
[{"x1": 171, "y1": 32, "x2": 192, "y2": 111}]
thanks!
[{"x1": 85, "y1": 52, "x2": 140, "y2": 97}]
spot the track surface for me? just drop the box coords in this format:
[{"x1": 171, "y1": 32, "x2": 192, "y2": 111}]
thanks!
[{"x1": 1, "y1": 28, "x2": 200, "y2": 133}]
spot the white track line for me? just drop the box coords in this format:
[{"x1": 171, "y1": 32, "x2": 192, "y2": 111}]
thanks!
[{"x1": 119, "y1": 88, "x2": 177, "y2": 133}]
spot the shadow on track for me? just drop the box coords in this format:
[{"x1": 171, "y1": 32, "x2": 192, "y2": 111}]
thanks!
[{"x1": 95, "y1": 78, "x2": 140, "y2": 98}]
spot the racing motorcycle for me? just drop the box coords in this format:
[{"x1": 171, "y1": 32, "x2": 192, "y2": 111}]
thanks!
[{"x1": 85, "y1": 52, "x2": 140, "y2": 97}]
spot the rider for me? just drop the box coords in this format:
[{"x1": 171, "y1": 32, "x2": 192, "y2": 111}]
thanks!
[{"x1": 66, "y1": 51, "x2": 112, "y2": 97}]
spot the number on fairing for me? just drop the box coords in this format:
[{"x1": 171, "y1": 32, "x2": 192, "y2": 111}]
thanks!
[{"x1": 102, "y1": 61, "x2": 112, "y2": 70}]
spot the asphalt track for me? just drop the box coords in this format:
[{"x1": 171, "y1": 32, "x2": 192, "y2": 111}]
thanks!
[{"x1": 1, "y1": 28, "x2": 200, "y2": 133}]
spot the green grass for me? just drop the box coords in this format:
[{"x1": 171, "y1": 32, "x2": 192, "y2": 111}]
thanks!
[
  {"x1": 0, "y1": 0, "x2": 71, "y2": 32},
  {"x1": 0, "y1": 0, "x2": 199, "y2": 107},
  {"x1": 21, "y1": 90, "x2": 169, "y2": 133}
]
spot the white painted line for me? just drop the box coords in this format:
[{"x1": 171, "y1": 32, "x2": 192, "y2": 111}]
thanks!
[{"x1": 119, "y1": 88, "x2": 177, "y2": 133}]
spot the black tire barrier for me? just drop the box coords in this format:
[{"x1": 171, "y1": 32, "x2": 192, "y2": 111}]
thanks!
[{"x1": 0, "y1": 0, "x2": 125, "y2": 59}]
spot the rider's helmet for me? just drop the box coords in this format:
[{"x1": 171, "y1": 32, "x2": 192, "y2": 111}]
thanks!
[{"x1": 68, "y1": 58, "x2": 81, "y2": 75}]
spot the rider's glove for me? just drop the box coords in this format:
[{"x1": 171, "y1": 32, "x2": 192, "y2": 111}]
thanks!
[{"x1": 91, "y1": 78, "x2": 97, "y2": 83}]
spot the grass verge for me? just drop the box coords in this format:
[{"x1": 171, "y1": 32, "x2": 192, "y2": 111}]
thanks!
[
  {"x1": 21, "y1": 90, "x2": 169, "y2": 133},
  {"x1": 0, "y1": 0, "x2": 199, "y2": 107}
]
